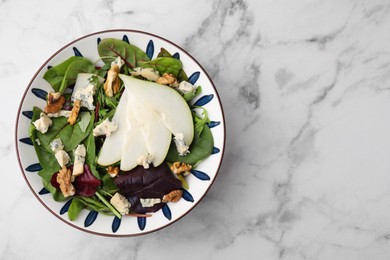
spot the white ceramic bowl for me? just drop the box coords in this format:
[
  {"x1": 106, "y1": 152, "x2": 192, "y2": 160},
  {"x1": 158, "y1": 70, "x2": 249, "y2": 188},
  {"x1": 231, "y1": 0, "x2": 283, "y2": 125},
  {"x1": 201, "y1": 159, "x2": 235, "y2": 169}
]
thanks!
[{"x1": 15, "y1": 29, "x2": 225, "y2": 236}]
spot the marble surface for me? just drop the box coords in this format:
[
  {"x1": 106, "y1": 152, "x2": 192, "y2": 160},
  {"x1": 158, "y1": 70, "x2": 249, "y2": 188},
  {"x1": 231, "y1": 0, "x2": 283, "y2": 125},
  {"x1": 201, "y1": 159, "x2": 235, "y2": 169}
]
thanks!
[{"x1": 2, "y1": 0, "x2": 390, "y2": 259}]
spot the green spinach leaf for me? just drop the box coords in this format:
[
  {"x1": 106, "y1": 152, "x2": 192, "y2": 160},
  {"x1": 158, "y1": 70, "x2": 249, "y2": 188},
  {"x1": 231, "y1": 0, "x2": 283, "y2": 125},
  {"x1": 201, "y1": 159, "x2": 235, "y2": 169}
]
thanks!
[
  {"x1": 43, "y1": 56, "x2": 95, "y2": 92},
  {"x1": 68, "y1": 198, "x2": 85, "y2": 221},
  {"x1": 156, "y1": 48, "x2": 188, "y2": 81},
  {"x1": 83, "y1": 131, "x2": 100, "y2": 179},
  {"x1": 78, "y1": 112, "x2": 91, "y2": 133},
  {"x1": 98, "y1": 38, "x2": 150, "y2": 69},
  {"x1": 166, "y1": 125, "x2": 214, "y2": 165},
  {"x1": 139, "y1": 57, "x2": 182, "y2": 78},
  {"x1": 183, "y1": 86, "x2": 202, "y2": 102}
]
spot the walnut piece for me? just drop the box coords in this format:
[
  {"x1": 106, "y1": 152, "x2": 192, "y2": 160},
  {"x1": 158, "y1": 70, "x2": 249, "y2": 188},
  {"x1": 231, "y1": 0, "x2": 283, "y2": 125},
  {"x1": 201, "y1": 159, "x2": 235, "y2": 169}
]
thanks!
[
  {"x1": 170, "y1": 162, "x2": 192, "y2": 176},
  {"x1": 104, "y1": 65, "x2": 121, "y2": 97},
  {"x1": 162, "y1": 190, "x2": 183, "y2": 203},
  {"x1": 107, "y1": 166, "x2": 119, "y2": 177},
  {"x1": 56, "y1": 166, "x2": 75, "y2": 197},
  {"x1": 44, "y1": 93, "x2": 65, "y2": 114},
  {"x1": 156, "y1": 73, "x2": 178, "y2": 87},
  {"x1": 68, "y1": 99, "x2": 81, "y2": 125}
]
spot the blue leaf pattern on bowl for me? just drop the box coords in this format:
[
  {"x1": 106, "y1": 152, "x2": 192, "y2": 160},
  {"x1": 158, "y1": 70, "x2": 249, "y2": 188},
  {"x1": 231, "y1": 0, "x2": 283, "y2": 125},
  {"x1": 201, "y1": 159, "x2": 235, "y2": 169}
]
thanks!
[
  {"x1": 97, "y1": 37, "x2": 101, "y2": 45},
  {"x1": 112, "y1": 216, "x2": 121, "y2": 233},
  {"x1": 25, "y1": 163, "x2": 42, "y2": 172},
  {"x1": 22, "y1": 111, "x2": 33, "y2": 119},
  {"x1": 162, "y1": 204, "x2": 172, "y2": 220},
  {"x1": 188, "y1": 71, "x2": 200, "y2": 85},
  {"x1": 212, "y1": 147, "x2": 220, "y2": 154},
  {"x1": 181, "y1": 189, "x2": 194, "y2": 202},
  {"x1": 122, "y1": 35, "x2": 129, "y2": 44},
  {"x1": 84, "y1": 211, "x2": 98, "y2": 227},
  {"x1": 173, "y1": 52, "x2": 180, "y2": 59},
  {"x1": 19, "y1": 137, "x2": 33, "y2": 146},
  {"x1": 137, "y1": 217, "x2": 146, "y2": 230},
  {"x1": 207, "y1": 121, "x2": 220, "y2": 128},
  {"x1": 60, "y1": 199, "x2": 73, "y2": 215},
  {"x1": 191, "y1": 170, "x2": 211, "y2": 181},
  {"x1": 146, "y1": 40, "x2": 154, "y2": 60},
  {"x1": 31, "y1": 88, "x2": 47, "y2": 101},
  {"x1": 194, "y1": 94, "x2": 214, "y2": 106},
  {"x1": 73, "y1": 47, "x2": 83, "y2": 57},
  {"x1": 38, "y1": 187, "x2": 50, "y2": 195}
]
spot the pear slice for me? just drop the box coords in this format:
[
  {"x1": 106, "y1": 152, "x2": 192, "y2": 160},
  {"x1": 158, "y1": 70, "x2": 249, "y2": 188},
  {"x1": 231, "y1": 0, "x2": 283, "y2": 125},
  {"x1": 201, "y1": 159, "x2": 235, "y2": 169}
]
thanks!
[
  {"x1": 120, "y1": 92, "x2": 149, "y2": 171},
  {"x1": 119, "y1": 74, "x2": 194, "y2": 145},
  {"x1": 129, "y1": 91, "x2": 172, "y2": 167},
  {"x1": 97, "y1": 90, "x2": 129, "y2": 166}
]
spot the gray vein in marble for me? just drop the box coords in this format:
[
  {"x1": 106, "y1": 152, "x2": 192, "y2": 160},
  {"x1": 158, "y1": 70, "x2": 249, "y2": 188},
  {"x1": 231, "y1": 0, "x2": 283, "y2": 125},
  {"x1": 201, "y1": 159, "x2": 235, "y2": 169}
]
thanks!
[
  {"x1": 184, "y1": 0, "x2": 253, "y2": 54},
  {"x1": 239, "y1": 62, "x2": 261, "y2": 110}
]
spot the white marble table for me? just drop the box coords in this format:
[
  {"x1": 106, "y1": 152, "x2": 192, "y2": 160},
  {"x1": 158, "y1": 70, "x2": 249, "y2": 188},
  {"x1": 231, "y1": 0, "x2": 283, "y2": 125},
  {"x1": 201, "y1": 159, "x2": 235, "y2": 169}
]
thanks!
[{"x1": 2, "y1": 0, "x2": 390, "y2": 259}]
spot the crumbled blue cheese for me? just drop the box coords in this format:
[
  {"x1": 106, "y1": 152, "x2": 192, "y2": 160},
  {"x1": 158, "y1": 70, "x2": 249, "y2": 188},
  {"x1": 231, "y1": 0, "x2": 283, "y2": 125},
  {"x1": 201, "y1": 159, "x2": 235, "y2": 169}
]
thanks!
[
  {"x1": 131, "y1": 67, "x2": 160, "y2": 81},
  {"x1": 35, "y1": 139, "x2": 41, "y2": 146},
  {"x1": 177, "y1": 81, "x2": 197, "y2": 94},
  {"x1": 54, "y1": 150, "x2": 70, "y2": 168},
  {"x1": 110, "y1": 192, "x2": 131, "y2": 215},
  {"x1": 140, "y1": 198, "x2": 161, "y2": 208},
  {"x1": 72, "y1": 84, "x2": 96, "y2": 110},
  {"x1": 47, "y1": 110, "x2": 72, "y2": 118},
  {"x1": 137, "y1": 154, "x2": 153, "y2": 169},
  {"x1": 93, "y1": 118, "x2": 118, "y2": 137},
  {"x1": 173, "y1": 133, "x2": 190, "y2": 156},
  {"x1": 72, "y1": 144, "x2": 86, "y2": 176},
  {"x1": 49, "y1": 92, "x2": 61, "y2": 101},
  {"x1": 50, "y1": 139, "x2": 64, "y2": 153},
  {"x1": 33, "y1": 113, "x2": 52, "y2": 134},
  {"x1": 111, "y1": 56, "x2": 125, "y2": 69}
]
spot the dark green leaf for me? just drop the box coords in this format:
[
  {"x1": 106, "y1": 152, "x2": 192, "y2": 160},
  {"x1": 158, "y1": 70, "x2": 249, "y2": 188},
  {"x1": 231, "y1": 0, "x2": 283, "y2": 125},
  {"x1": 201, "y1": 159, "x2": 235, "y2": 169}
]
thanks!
[
  {"x1": 68, "y1": 197, "x2": 85, "y2": 221},
  {"x1": 82, "y1": 131, "x2": 100, "y2": 179},
  {"x1": 157, "y1": 48, "x2": 172, "y2": 58},
  {"x1": 43, "y1": 57, "x2": 95, "y2": 92},
  {"x1": 139, "y1": 57, "x2": 182, "y2": 78},
  {"x1": 183, "y1": 86, "x2": 202, "y2": 102},
  {"x1": 54, "y1": 111, "x2": 94, "y2": 152},
  {"x1": 98, "y1": 38, "x2": 150, "y2": 69},
  {"x1": 166, "y1": 125, "x2": 214, "y2": 165},
  {"x1": 100, "y1": 173, "x2": 118, "y2": 195}
]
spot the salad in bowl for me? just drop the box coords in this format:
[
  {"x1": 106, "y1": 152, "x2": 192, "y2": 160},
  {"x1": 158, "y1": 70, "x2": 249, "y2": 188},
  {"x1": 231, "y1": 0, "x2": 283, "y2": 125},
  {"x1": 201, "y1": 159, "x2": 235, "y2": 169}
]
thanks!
[{"x1": 15, "y1": 30, "x2": 225, "y2": 236}]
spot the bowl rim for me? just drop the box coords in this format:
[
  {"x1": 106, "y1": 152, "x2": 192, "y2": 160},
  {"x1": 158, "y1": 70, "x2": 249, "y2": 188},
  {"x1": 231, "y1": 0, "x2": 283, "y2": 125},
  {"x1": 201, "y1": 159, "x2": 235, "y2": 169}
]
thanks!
[{"x1": 15, "y1": 29, "x2": 226, "y2": 237}]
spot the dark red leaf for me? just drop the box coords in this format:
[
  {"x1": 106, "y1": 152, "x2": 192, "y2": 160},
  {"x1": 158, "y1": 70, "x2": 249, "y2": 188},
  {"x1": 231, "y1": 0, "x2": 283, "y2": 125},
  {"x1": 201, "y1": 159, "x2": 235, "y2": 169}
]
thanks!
[
  {"x1": 50, "y1": 172, "x2": 60, "y2": 189},
  {"x1": 73, "y1": 164, "x2": 101, "y2": 197},
  {"x1": 114, "y1": 164, "x2": 182, "y2": 213}
]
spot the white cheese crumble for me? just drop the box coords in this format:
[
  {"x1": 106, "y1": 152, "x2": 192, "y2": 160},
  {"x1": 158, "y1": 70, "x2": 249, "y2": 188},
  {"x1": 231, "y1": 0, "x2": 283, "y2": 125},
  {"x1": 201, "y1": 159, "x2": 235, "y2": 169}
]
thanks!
[
  {"x1": 73, "y1": 144, "x2": 86, "y2": 176},
  {"x1": 110, "y1": 192, "x2": 131, "y2": 215},
  {"x1": 140, "y1": 198, "x2": 161, "y2": 208},
  {"x1": 72, "y1": 84, "x2": 96, "y2": 110},
  {"x1": 50, "y1": 139, "x2": 64, "y2": 153},
  {"x1": 49, "y1": 92, "x2": 61, "y2": 100},
  {"x1": 177, "y1": 81, "x2": 197, "y2": 94},
  {"x1": 93, "y1": 118, "x2": 118, "y2": 137},
  {"x1": 111, "y1": 56, "x2": 125, "y2": 69},
  {"x1": 137, "y1": 154, "x2": 153, "y2": 169},
  {"x1": 131, "y1": 67, "x2": 160, "y2": 81},
  {"x1": 173, "y1": 133, "x2": 190, "y2": 156},
  {"x1": 33, "y1": 113, "x2": 52, "y2": 134},
  {"x1": 35, "y1": 139, "x2": 41, "y2": 146},
  {"x1": 47, "y1": 110, "x2": 72, "y2": 118},
  {"x1": 54, "y1": 150, "x2": 70, "y2": 168}
]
